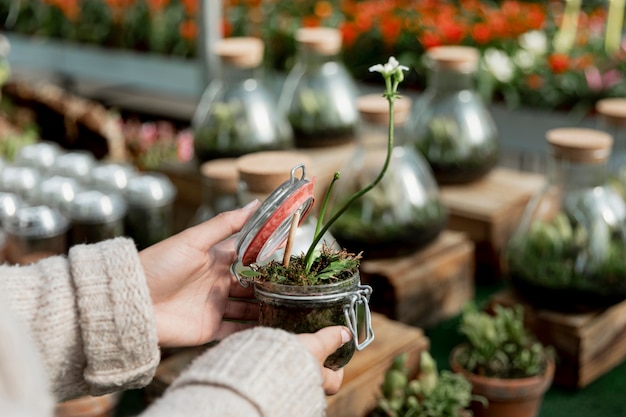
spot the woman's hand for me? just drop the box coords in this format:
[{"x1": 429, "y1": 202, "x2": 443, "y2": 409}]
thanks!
[
  {"x1": 140, "y1": 200, "x2": 260, "y2": 348},
  {"x1": 296, "y1": 326, "x2": 352, "y2": 395}
]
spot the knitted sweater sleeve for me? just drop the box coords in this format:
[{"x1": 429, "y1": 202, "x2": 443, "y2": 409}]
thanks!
[
  {"x1": 0, "y1": 237, "x2": 160, "y2": 401},
  {"x1": 142, "y1": 327, "x2": 328, "y2": 417}
]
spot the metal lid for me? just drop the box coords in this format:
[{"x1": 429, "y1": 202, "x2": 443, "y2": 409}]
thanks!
[
  {"x1": 14, "y1": 141, "x2": 63, "y2": 172},
  {"x1": 233, "y1": 164, "x2": 315, "y2": 269},
  {"x1": 68, "y1": 190, "x2": 127, "y2": 223},
  {"x1": 4, "y1": 205, "x2": 70, "y2": 238},
  {"x1": 33, "y1": 175, "x2": 82, "y2": 212},
  {"x1": 90, "y1": 162, "x2": 138, "y2": 193},
  {"x1": 0, "y1": 192, "x2": 24, "y2": 226},
  {"x1": 546, "y1": 128, "x2": 613, "y2": 163},
  {"x1": 50, "y1": 151, "x2": 96, "y2": 181},
  {"x1": 125, "y1": 172, "x2": 177, "y2": 207},
  {"x1": 0, "y1": 165, "x2": 41, "y2": 202}
]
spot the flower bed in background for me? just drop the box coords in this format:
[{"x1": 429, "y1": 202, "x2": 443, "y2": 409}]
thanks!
[{"x1": 1, "y1": 0, "x2": 625, "y2": 113}]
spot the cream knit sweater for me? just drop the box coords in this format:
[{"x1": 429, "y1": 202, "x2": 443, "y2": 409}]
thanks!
[{"x1": 0, "y1": 237, "x2": 327, "y2": 417}]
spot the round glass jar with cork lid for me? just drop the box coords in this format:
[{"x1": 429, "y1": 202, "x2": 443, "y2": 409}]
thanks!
[
  {"x1": 405, "y1": 46, "x2": 499, "y2": 184},
  {"x1": 192, "y1": 37, "x2": 294, "y2": 162},
  {"x1": 190, "y1": 158, "x2": 240, "y2": 226},
  {"x1": 505, "y1": 127, "x2": 626, "y2": 310},
  {"x1": 329, "y1": 93, "x2": 448, "y2": 259},
  {"x1": 278, "y1": 27, "x2": 359, "y2": 148},
  {"x1": 596, "y1": 98, "x2": 626, "y2": 197}
]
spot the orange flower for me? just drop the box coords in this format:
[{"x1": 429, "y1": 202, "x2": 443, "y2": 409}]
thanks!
[
  {"x1": 314, "y1": 1, "x2": 333, "y2": 19},
  {"x1": 147, "y1": 0, "x2": 169, "y2": 14},
  {"x1": 420, "y1": 32, "x2": 442, "y2": 50},
  {"x1": 179, "y1": 19, "x2": 198, "y2": 41},
  {"x1": 471, "y1": 22, "x2": 491, "y2": 44},
  {"x1": 548, "y1": 53, "x2": 570, "y2": 74},
  {"x1": 181, "y1": 0, "x2": 198, "y2": 16},
  {"x1": 302, "y1": 15, "x2": 320, "y2": 28},
  {"x1": 526, "y1": 73, "x2": 544, "y2": 90},
  {"x1": 340, "y1": 22, "x2": 359, "y2": 48},
  {"x1": 380, "y1": 15, "x2": 401, "y2": 46}
]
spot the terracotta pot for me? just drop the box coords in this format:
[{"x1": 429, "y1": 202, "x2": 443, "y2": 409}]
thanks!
[
  {"x1": 449, "y1": 345, "x2": 554, "y2": 417},
  {"x1": 55, "y1": 393, "x2": 121, "y2": 417}
]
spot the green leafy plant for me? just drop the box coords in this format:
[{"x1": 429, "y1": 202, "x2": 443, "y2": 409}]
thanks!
[
  {"x1": 371, "y1": 351, "x2": 477, "y2": 417},
  {"x1": 454, "y1": 303, "x2": 554, "y2": 379}
]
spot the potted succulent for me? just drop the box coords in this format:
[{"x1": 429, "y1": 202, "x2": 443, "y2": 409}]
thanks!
[
  {"x1": 233, "y1": 57, "x2": 408, "y2": 370},
  {"x1": 370, "y1": 350, "x2": 478, "y2": 417},
  {"x1": 449, "y1": 304, "x2": 555, "y2": 417}
]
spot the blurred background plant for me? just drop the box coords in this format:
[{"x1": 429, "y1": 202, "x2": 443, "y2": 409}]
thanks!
[{"x1": 1, "y1": 0, "x2": 625, "y2": 112}]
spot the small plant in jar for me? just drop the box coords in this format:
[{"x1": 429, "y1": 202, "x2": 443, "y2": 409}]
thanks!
[{"x1": 232, "y1": 57, "x2": 408, "y2": 370}]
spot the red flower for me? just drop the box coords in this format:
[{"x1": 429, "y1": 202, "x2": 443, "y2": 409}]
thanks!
[
  {"x1": 340, "y1": 22, "x2": 359, "y2": 48},
  {"x1": 548, "y1": 54, "x2": 570, "y2": 74},
  {"x1": 526, "y1": 73, "x2": 544, "y2": 90},
  {"x1": 179, "y1": 19, "x2": 198, "y2": 41},
  {"x1": 471, "y1": 22, "x2": 491, "y2": 44},
  {"x1": 420, "y1": 31, "x2": 442, "y2": 50},
  {"x1": 380, "y1": 15, "x2": 402, "y2": 46}
]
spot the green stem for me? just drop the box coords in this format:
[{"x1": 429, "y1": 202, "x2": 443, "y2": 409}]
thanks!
[
  {"x1": 314, "y1": 172, "x2": 341, "y2": 239},
  {"x1": 304, "y1": 90, "x2": 398, "y2": 271}
]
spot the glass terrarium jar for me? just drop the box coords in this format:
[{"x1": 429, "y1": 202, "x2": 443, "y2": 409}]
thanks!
[
  {"x1": 230, "y1": 162, "x2": 373, "y2": 370},
  {"x1": 67, "y1": 190, "x2": 127, "y2": 245},
  {"x1": 0, "y1": 165, "x2": 42, "y2": 203},
  {"x1": 505, "y1": 128, "x2": 626, "y2": 310},
  {"x1": 192, "y1": 37, "x2": 293, "y2": 162},
  {"x1": 49, "y1": 150, "x2": 97, "y2": 184},
  {"x1": 89, "y1": 162, "x2": 138, "y2": 195},
  {"x1": 278, "y1": 27, "x2": 359, "y2": 148},
  {"x1": 596, "y1": 98, "x2": 626, "y2": 195},
  {"x1": 13, "y1": 141, "x2": 63, "y2": 174},
  {"x1": 31, "y1": 175, "x2": 83, "y2": 216},
  {"x1": 4, "y1": 205, "x2": 70, "y2": 265},
  {"x1": 329, "y1": 94, "x2": 448, "y2": 259},
  {"x1": 124, "y1": 172, "x2": 177, "y2": 250},
  {"x1": 405, "y1": 46, "x2": 499, "y2": 184},
  {"x1": 190, "y1": 158, "x2": 239, "y2": 226}
]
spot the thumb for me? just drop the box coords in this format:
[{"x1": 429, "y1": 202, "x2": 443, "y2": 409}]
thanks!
[{"x1": 299, "y1": 326, "x2": 353, "y2": 362}]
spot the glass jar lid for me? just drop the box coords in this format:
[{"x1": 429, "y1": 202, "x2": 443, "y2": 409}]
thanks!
[
  {"x1": 0, "y1": 192, "x2": 24, "y2": 226},
  {"x1": 596, "y1": 98, "x2": 626, "y2": 127},
  {"x1": 34, "y1": 175, "x2": 82, "y2": 212},
  {"x1": 234, "y1": 163, "x2": 315, "y2": 267},
  {"x1": 546, "y1": 128, "x2": 613, "y2": 163},
  {"x1": 200, "y1": 158, "x2": 239, "y2": 194},
  {"x1": 68, "y1": 190, "x2": 128, "y2": 223},
  {"x1": 357, "y1": 93, "x2": 412, "y2": 126},
  {"x1": 90, "y1": 162, "x2": 138, "y2": 193},
  {"x1": 426, "y1": 45, "x2": 479, "y2": 72},
  {"x1": 4, "y1": 205, "x2": 70, "y2": 238},
  {"x1": 51, "y1": 150, "x2": 96, "y2": 180},
  {"x1": 0, "y1": 165, "x2": 41, "y2": 202},
  {"x1": 295, "y1": 27, "x2": 342, "y2": 55},
  {"x1": 214, "y1": 37, "x2": 264, "y2": 68},
  {"x1": 125, "y1": 172, "x2": 177, "y2": 207},
  {"x1": 14, "y1": 141, "x2": 63, "y2": 172}
]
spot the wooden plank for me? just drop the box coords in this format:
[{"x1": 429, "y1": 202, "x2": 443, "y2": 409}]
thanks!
[
  {"x1": 360, "y1": 231, "x2": 475, "y2": 328},
  {"x1": 327, "y1": 313, "x2": 429, "y2": 417},
  {"x1": 489, "y1": 290, "x2": 626, "y2": 389}
]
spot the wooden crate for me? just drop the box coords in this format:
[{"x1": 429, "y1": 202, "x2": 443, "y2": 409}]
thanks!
[
  {"x1": 360, "y1": 230, "x2": 475, "y2": 329},
  {"x1": 327, "y1": 313, "x2": 429, "y2": 417},
  {"x1": 439, "y1": 167, "x2": 545, "y2": 281},
  {"x1": 489, "y1": 290, "x2": 626, "y2": 389}
]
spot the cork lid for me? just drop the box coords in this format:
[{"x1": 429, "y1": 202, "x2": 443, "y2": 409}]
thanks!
[
  {"x1": 546, "y1": 128, "x2": 613, "y2": 163},
  {"x1": 214, "y1": 37, "x2": 264, "y2": 68},
  {"x1": 200, "y1": 158, "x2": 239, "y2": 194},
  {"x1": 596, "y1": 98, "x2": 626, "y2": 127},
  {"x1": 357, "y1": 94, "x2": 412, "y2": 125},
  {"x1": 426, "y1": 46, "x2": 479, "y2": 72},
  {"x1": 295, "y1": 27, "x2": 342, "y2": 55},
  {"x1": 236, "y1": 151, "x2": 312, "y2": 195}
]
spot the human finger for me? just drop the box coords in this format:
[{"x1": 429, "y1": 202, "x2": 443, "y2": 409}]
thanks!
[
  {"x1": 212, "y1": 320, "x2": 257, "y2": 341},
  {"x1": 298, "y1": 326, "x2": 352, "y2": 362},
  {"x1": 321, "y1": 367, "x2": 344, "y2": 395},
  {"x1": 222, "y1": 298, "x2": 259, "y2": 322}
]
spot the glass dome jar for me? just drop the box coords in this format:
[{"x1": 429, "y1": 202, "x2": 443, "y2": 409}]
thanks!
[
  {"x1": 67, "y1": 189, "x2": 127, "y2": 245},
  {"x1": 278, "y1": 27, "x2": 359, "y2": 148},
  {"x1": 32, "y1": 175, "x2": 83, "y2": 216},
  {"x1": 405, "y1": 46, "x2": 499, "y2": 184},
  {"x1": 50, "y1": 150, "x2": 97, "y2": 184},
  {"x1": 89, "y1": 162, "x2": 138, "y2": 195},
  {"x1": 0, "y1": 165, "x2": 42, "y2": 203},
  {"x1": 13, "y1": 141, "x2": 63, "y2": 174},
  {"x1": 190, "y1": 158, "x2": 239, "y2": 226},
  {"x1": 124, "y1": 172, "x2": 177, "y2": 250},
  {"x1": 505, "y1": 128, "x2": 626, "y2": 310},
  {"x1": 596, "y1": 98, "x2": 626, "y2": 194},
  {"x1": 329, "y1": 94, "x2": 448, "y2": 259},
  {"x1": 4, "y1": 205, "x2": 70, "y2": 265},
  {"x1": 192, "y1": 37, "x2": 293, "y2": 162}
]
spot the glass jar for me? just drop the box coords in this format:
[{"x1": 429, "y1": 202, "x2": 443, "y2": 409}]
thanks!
[
  {"x1": 329, "y1": 94, "x2": 448, "y2": 259},
  {"x1": 4, "y1": 205, "x2": 70, "y2": 265},
  {"x1": 192, "y1": 37, "x2": 293, "y2": 162},
  {"x1": 13, "y1": 141, "x2": 63, "y2": 174},
  {"x1": 255, "y1": 272, "x2": 372, "y2": 370},
  {"x1": 236, "y1": 151, "x2": 340, "y2": 261},
  {"x1": 32, "y1": 175, "x2": 83, "y2": 216},
  {"x1": 0, "y1": 192, "x2": 24, "y2": 264},
  {"x1": 89, "y1": 162, "x2": 138, "y2": 195},
  {"x1": 0, "y1": 165, "x2": 42, "y2": 203},
  {"x1": 405, "y1": 46, "x2": 499, "y2": 184},
  {"x1": 190, "y1": 158, "x2": 239, "y2": 226},
  {"x1": 505, "y1": 128, "x2": 626, "y2": 310},
  {"x1": 278, "y1": 27, "x2": 359, "y2": 148},
  {"x1": 67, "y1": 190, "x2": 127, "y2": 245},
  {"x1": 124, "y1": 172, "x2": 177, "y2": 250},
  {"x1": 596, "y1": 98, "x2": 626, "y2": 195},
  {"x1": 50, "y1": 150, "x2": 97, "y2": 184}
]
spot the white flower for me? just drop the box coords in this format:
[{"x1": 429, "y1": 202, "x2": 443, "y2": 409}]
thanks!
[
  {"x1": 483, "y1": 49, "x2": 514, "y2": 83},
  {"x1": 519, "y1": 30, "x2": 547, "y2": 56},
  {"x1": 369, "y1": 56, "x2": 409, "y2": 77},
  {"x1": 513, "y1": 49, "x2": 536, "y2": 71}
]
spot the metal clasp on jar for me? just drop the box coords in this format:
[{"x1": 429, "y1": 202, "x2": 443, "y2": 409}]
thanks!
[{"x1": 344, "y1": 284, "x2": 375, "y2": 351}]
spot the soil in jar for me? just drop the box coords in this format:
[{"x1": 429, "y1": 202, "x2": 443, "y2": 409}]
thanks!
[{"x1": 291, "y1": 125, "x2": 356, "y2": 148}]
